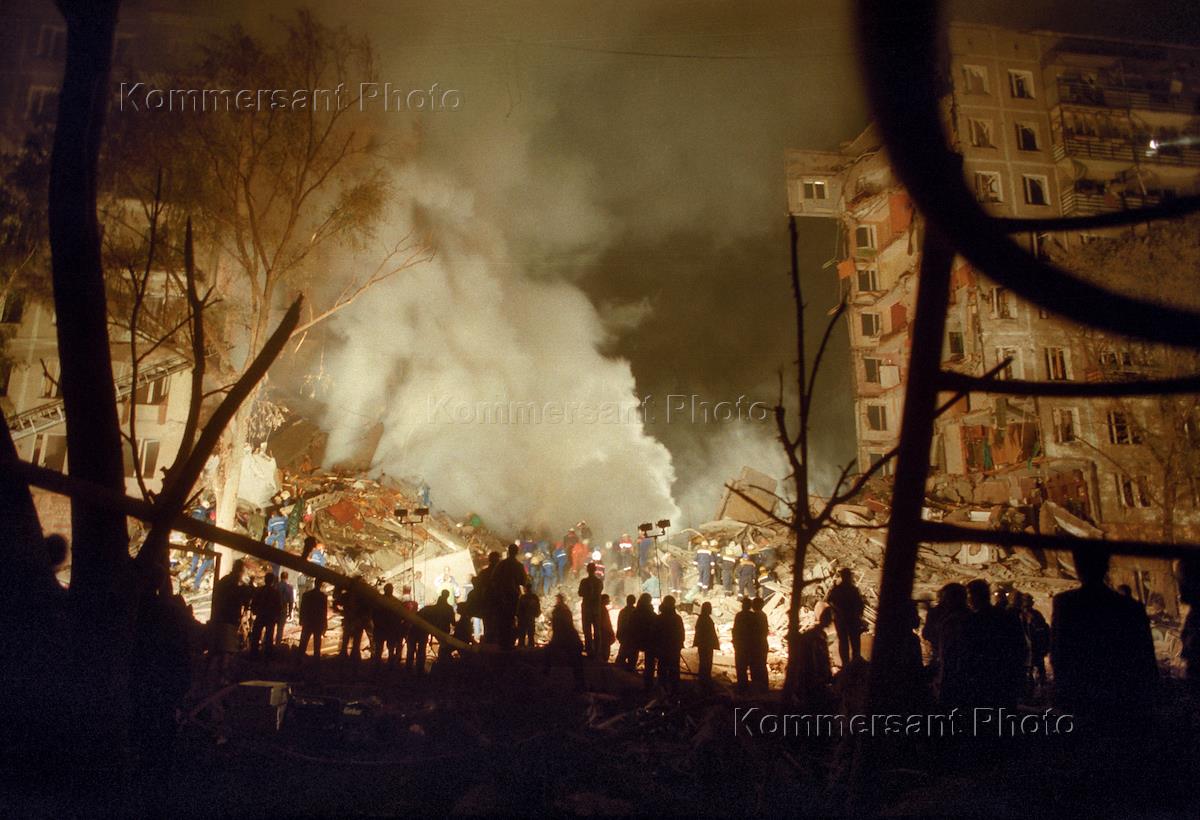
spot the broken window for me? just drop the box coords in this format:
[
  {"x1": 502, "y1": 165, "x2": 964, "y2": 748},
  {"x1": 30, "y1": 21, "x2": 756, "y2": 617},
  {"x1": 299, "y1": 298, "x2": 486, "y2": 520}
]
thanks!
[
  {"x1": 36, "y1": 25, "x2": 67, "y2": 60},
  {"x1": 32, "y1": 433, "x2": 67, "y2": 472},
  {"x1": 866, "y1": 404, "x2": 888, "y2": 432},
  {"x1": 1009, "y1": 69, "x2": 1035, "y2": 99},
  {"x1": 1052, "y1": 407, "x2": 1078, "y2": 443},
  {"x1": 863, "y1": 356, "x2": 882, "y2": 384},
  {"x1": 135, "y1": 375, "x2": 170, "y2": 405},
  {"x1": 1107, "y1": 409, "x2": 1142, "y2": 445},
  {"x1": 962, "y1": 64, "x2": 989, "y2": 94},
  {"x1": 1016, "y1": 122, "x2": 1039, "y2": 151},
  {"x1": 1114, "y1": 474, "x2": 1151, "y2": 508},
  {"x1": 860, "y1": 312, "x2": 881, "y2": 338},
  {"x1": 994, "y1": 347, "x2": 1020, "y2": 379},
  {"x1": 855, "y1": 224, "x2": 876, "y2": 251},
  {"x1": 991, "y1": 287, "x2": 1016, "y2": 319},
  {"x1": 40, "y1": 360, "x2": 61, "y2": 399},
  {"x1": 947, "y1": 330, "x2": 965, "y2": 358},
  {"x1": 1044, "y1": 347, "x2": 1070, "y2": 381},
  {"x1": 26, "y1": 86, "x2": 58, "y2": 121},
  {"x1": 974, "y1": 171, "x2": 1002, "y2": 203},
  {"x1": 857, "y1": 265, "x2": 880, "y2": 292},
  {"x1": 1023, "y1": 175, "x2": 1049, "y2": 206},
  {"x1": 123, "y1": 438, "x2": 161, "y2": 479},
  {"x1": 803, "y1": 180, "x2": 827, "y2": 200},
  {"x1": 868, "y1": 451, "x2": 893, "y2": 476},
  {"x1": 968, "y1": 118, "x2": 994, "y2": 148}
]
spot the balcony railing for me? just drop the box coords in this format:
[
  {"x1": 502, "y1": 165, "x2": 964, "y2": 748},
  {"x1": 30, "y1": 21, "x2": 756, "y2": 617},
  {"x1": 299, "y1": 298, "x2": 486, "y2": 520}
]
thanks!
[
  {"x1": 1052, "y1": 135, "x2": 1200, "y2": 167},
  {"x1": 1057, "y1": 78, "x2": 1197, "y2": 115},
  {"x1": 1059, "y1": 188, "x2": 1164, "y2": 216}
]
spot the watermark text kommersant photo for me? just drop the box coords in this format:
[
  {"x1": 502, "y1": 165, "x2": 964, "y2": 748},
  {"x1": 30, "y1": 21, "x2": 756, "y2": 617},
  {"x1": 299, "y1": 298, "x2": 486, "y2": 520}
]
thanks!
[
  {"x1": 733, "y1": 707, "x2": 1076, "y2": 739},
  {"x1": 117, "y1": 81, "x2": 462, "y2": 113},
  {"x1": 424, "y1": 394, "x2": 771, "y2": 425}
]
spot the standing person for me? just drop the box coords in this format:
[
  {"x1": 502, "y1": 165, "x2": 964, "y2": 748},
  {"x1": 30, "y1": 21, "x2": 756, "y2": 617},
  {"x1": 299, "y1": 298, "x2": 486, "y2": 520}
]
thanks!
[
  {"x1": 693, "y1": 601, "x2": 719, "y2": 691},
  {"x1": 298, "y1": 581, "x2": 329, "y2": 663},
  {"x1": 615, "y1": 594, "x2": 638, "y2": 671},
  {"x1": 1051, "y1": 549, "x2": 1157, "y2": 725},
  {"x1": 336, "y1": 582, "x2": 371, "y2": 661},
  {"x1": 475, "y1": 551, "x2": 501, "y2": 643},
  {"x1": 209, "y1": 559, "x2": 251, "y2": 679},
  {"x1": 732, "y1": 597, "x2": 755, "y2": 693},
  {"x1": 539, "y1": 552, "x2": 556, "y2": 597},
  {"x1": 493, "y1": 544, "x2": 530, "y2": 649},
  {"x1": 250, "y1": 573, "x2": 283, "y2": 656},
  {"x1": 1020, "y1": 593, "x2": 1050, "y2": 685},
  {"x1": 545, "y1": 593, "x2": 584, "y2": 685},
  {"x1": 578, "y1": 562, "x2": 605, "y2": 656},
  {"x1": 617, "y1": 534, "x2": 634, "y2": 572},
  {"x1": 737, "y1": 554, "x2": 756, "y2": 599},
  {"x1": 667, "y1": 553, "x2": 683, "y2": 594},
  {"x1": 785, "y1": 606, "x2": 834, "y2": 708},
  {"x1": 963, "y1": 579, "x2": 1026, "y2": 709},
  {"x1": 598, "y1": 594, "x2": 616, "y2": 662},
  {"x1": 826, "y1": 569, "x2": 866, "y2": 667},
  {"x1": 434, "y1": 566, "x2": 460, "y2": 604},
  {"x1": 418, "y1": 589, "x2": 456, "y2": 670},
  {"x1": 655, "y1": 596, "x2": 685, "y2": 694},
  {"x1": 637, "y1": 534, "x2": 655, "y2": 574},
  {"x1": 373, "y1": 583, "x2": 402, "y2": 668},
  {"x1": 399, "y1": 585, "x2": 420, "y2": 671},
  {"x1": 577, "y1": 520, "x2": 593, "y2": 543},
  {"x1": 517, "y1": 589, "x2": 541, "y2": 648},
  {"x1": 277, "y1": 571, "x2": 296, "y2": 646},
  {"x1": 265, "y1": 510, "x2": 288, "y2": 579},
  {"x1": 633, "y1": 593, "x2": 658, "y2": 689},
  {"x1": 720, "y1": 543, "x2": 738, "y2": 595},
  {"x1": 570, "y1": 536, "x2": 588, "y2": 579},
  {"x1": 695, "y1": 541, "x2": 713, "y2": 591},
  {"x1": 553, "y1": 542, "x2": 569, "y2": 586},
  {"x1": 750, "y1": 597, "x2": 770, "y2": 692}
]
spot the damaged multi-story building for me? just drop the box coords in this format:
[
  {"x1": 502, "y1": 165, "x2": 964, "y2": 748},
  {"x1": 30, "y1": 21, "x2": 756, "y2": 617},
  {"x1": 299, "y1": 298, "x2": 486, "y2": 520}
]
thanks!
[{"x1": 788, "y1": 22, "x2": 1200, "y2": 610}]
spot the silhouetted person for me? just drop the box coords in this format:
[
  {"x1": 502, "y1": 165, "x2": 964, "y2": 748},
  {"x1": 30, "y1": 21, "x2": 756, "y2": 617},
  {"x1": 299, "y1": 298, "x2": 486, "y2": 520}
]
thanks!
[
  {"x1": 922, "y1": 582, "x2": 965, "y2": 675},
  {"x1": 750, "y1": 597, "x2": 770, "y2": 692},
  {"x1": 298, "y1": 580, "x2": 328, "y2": 662},
  {"x1": 209, "y1": 559, "x2": 251, "y2": 679},
  {"x1": 335, "y1": 582, "x2": 371, "y2": 660},
  {"x1": 654, "y1": 596, "x2": 685, "y2": 693},
  {"x1": 1051, "y1": 548, "x2": 1157, "y2": 726},
  {"x1": 1020, "y1": 593, "x2": 1049, "y2": 685},
  {"x1": 578, "y1": 562, "x2": 604, "y2": 656},
  {"x1": 276, "y1": 571, "x2": 296, "y2": 645},
  {"x1": 826, "y1": 568, "x2": 865, "y2": 667},
  {"x1": 493, "y1": 544, "x2": 530, "y2": 649},
  {"x1": 517, "y1": 589, "x2": 541, "y2": 647},
  {"x1": 693, "y1": 601, "x2": 719, "y2": 690},
  {"x1": 615, "y1": 594, "x2": 637, "y2": 670},
  {"x1": 475, "y1": 551, "x2": 501, "y2": 643},
  {"x1": 373, "y1": 583, "x2": 402, "y2": 667},
  {"x1": 732, "y1": 597, "x2": 755, "y2": 693},
  {"x1": 598, "y1": 593, "x2": 615, "y2": 661},
  {"x1": 632, "y1": 593, "x2": 657, "y2": 688},
  {"x1": 785, "y1": 606, "x2": 834, "y2": 708},
  {"x1": 963, "y1": 579, "x2": 1025, "y2": 709},
  {"x1": 426, "y1": 589, "x2": 457, "y2": 666},
  {"x1": 545, "y1": 593, "x2": 584, "y2": 685},
  {"x1": 130, "y1": 563, "x2": 192, "y2": 815},
  {"x1": 925, "y1": 582, "x2": 969, "y2": 706},
  {"x1": 250, "y1": 572, "x2": 283, "y2": 656}
]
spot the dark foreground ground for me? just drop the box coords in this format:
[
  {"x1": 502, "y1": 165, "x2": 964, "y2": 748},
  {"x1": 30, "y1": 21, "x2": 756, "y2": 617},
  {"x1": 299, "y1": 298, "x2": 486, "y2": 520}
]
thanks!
[{"x1": 6, "y1": 646, "x2": 1200, "y2": 817}]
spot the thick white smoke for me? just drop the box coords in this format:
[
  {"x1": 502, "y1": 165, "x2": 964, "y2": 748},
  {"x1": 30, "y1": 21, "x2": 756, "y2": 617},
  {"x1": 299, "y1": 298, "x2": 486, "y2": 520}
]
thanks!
[{"x1": 321, "y1": 161, "x2": 680, "y2": 537}]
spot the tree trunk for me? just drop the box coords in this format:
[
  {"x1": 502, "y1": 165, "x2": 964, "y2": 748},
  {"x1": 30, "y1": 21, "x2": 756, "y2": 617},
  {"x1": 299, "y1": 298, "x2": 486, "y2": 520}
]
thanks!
[{"x1": 47, "y1": 0, "x2": 133, "y2": 809}]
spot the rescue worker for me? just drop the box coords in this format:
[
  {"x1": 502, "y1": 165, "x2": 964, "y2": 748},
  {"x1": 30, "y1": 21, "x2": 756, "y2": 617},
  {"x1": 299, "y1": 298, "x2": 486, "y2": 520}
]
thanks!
[
  {"x1": 539, "y1": 551, "x2": 556, "y2": 597},
  {"x1": 298, "y1": 580, "x2": 328, "y2": 662},
  {"x1": 737, "y1": 554, "x2": 757, "y2": 598},
  {"x1": 265, "y1": 510, "x2": 288, "y2": 579},
  {"x1": 695, "y1": 541, "x2": 714, "y2": 590},
  {"x1": 615, "y1": 594, "x2": 638, "y2": 670},
  {"x1": 617, "y1": 534, "x2": 634, "y2": 571},
  {"x1": 517, "y1": 589, "x2": 541, "y2": 648},
  {"x1": 720, "y1": 542, "x2": 738, "y2": 595},
  {"x1": 553, "y1": 541, "x2": 569, "y2": 585},
  {"x1": 637, "y1": 534, "x2": 654, "y2": 573},
  {"x1": 655, "y1": 596, "x2": 685, "y2": 694}
]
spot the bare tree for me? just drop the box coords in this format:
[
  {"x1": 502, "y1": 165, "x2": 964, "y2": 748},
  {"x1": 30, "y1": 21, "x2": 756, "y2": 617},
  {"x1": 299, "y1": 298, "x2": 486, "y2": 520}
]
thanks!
[{"x1": 103, "y1": 11, "x2": 434, "y2": 567}]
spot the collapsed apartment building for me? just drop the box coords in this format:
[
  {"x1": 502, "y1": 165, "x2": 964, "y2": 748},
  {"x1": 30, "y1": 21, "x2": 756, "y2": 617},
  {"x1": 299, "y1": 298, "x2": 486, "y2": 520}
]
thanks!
[{"x1": 787, "y1": 22, "x2": 1200, "y2": 615}]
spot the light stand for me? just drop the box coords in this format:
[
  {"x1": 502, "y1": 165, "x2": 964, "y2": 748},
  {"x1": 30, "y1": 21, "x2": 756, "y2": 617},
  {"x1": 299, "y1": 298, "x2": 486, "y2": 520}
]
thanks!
[
  {"x1": 638, "y1": 518, "x2": 671, "y2": 598},
  {"x1": 395, "y1": 506, "x2": 429, "y2": 601}
]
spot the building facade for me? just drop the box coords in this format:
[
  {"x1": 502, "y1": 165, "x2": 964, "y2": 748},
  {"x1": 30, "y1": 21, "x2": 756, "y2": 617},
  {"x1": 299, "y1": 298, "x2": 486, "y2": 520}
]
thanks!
[{"x1": 787, "y1": 23, "x2": 1200, "y2": 564}]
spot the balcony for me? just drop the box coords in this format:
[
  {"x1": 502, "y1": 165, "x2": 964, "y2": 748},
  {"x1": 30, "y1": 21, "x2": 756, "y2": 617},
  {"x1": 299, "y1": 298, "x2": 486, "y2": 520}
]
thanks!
[
  {"x1": 1059, "y1": 187, "x2": 1163, "y2": 216},
  {"x1": 1052, "y1": 135, "x2": 1200, "y2": 168},
  {"x1": 1057, "y1": 78, "x2": 1197, "y2": 115}
]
